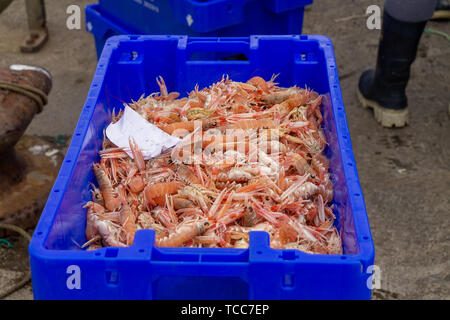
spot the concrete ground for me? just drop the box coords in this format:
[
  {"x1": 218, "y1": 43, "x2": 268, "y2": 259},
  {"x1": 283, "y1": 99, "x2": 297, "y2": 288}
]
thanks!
[{"x1": 0, "y1": 0, "x2": 449, "y2": 300}]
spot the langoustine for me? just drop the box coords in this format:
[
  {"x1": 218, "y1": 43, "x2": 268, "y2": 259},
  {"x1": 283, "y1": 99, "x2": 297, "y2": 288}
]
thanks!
[{"x1": 83, "y1": 75, "x2": 342, "y2": 254}]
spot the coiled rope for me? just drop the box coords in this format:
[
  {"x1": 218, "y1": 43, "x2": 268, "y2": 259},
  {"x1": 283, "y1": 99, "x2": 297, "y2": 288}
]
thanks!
[
  {"x1": 0, "y1": 81, "x2": 48, "y2": 113},
  {"x1": 0, "y1": 223, "x2": 32, "y2": 299}
]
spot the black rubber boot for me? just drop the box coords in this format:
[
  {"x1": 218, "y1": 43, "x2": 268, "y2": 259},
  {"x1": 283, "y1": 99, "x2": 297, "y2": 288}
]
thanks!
[
  {"x1": 432, "y1": 0, "x2": 450, "y2": 20},
  {"x1": 357, "y1": 10, "x2": 427, "y2": 127}
]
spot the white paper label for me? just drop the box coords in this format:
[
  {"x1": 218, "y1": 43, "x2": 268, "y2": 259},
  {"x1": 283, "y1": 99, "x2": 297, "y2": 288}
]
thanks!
[{"x1": 105, "y1": 105, "x2": 181, "y2": 160}]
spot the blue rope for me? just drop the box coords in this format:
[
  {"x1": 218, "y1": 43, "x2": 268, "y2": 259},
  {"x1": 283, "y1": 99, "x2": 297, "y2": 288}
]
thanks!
[{"x1": 0, "y1": 238, "x2": 14, "y2": 248}]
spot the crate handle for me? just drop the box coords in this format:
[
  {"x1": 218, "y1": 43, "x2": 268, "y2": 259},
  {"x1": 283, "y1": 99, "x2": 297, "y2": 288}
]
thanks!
[{"x1": 184, "y1": 39, "x2": 251, "y2": 61}]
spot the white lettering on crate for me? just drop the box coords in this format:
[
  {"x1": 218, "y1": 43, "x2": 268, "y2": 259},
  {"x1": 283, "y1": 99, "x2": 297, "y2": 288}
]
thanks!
[
  {"x1": 66, "y1": 265, "x2": 81, "y2": 290},
  {"x1": 186, "y1": 14, "x2": 194, "y2": 27},
  {"x1": 143, "y1": 1, "x2": 160, "y2": 13}
]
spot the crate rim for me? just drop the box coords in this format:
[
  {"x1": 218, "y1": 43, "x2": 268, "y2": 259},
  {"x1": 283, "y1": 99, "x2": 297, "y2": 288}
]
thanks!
[{"x1": 29, "y1": 35, "x2": 374, "y2": 269}]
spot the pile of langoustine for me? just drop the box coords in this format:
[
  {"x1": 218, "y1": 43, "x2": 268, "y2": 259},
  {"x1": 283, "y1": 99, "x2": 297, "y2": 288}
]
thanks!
[{"x1": 83, "y1": 75, "x2": 342, "y2": 254}]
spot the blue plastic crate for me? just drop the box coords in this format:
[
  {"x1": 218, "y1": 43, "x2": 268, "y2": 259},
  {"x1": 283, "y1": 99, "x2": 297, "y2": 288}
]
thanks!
[
  {"x1": 29, "y1": 35, "x2": 375, "y2": 300},
  {"x1": 86, "y1": 0, "x2": 313, "y2": 58},
  {"x1": 86, "y1": 4, "x2": 131, "y2": 59},
  {"x1": 97, "y1": 0, "x2": 313, "y2": 33}
]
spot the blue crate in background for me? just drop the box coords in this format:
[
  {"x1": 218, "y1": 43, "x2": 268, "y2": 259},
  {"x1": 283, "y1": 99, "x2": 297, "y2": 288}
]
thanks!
[
  {"x1": 97, "y1": 0, "x2": 313, "y2": 34},
  {"x1": 29, "y1": 35, "x2": 375, "y2": 300},
  {"x1": 86, "y1": 0, "x2": 313, "y2": 58}
]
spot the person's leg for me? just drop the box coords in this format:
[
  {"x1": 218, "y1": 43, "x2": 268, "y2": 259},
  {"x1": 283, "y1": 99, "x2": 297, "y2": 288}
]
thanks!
[
  {"x1": 0, "y1": 0, "x2": 14, "y2": 15},
  {"x1": 432, "y1": 0, "x2": 450, "y2": 20},
  {"x1": 21, "y1": 0, "x2": 48, "y2": 53},
  {"x1": 357, "y1": 0, "x2": 437, "y2": 127},
  {"x1": 385, "y1": 0, "x2": 438, "y2": 22}
]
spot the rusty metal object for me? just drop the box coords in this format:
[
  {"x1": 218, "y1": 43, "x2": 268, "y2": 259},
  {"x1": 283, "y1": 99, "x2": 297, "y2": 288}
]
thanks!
[
  {"x1": 0, "y1": 136, "x2": 64, "y2": 237},
  {"x1": 0, "y1": 149, "x2": 27, "y2": 191},
  {"x1": 0, "y1": 65, "x2": 54, "y2": 235},
  {"x1": 0, "y1": 65, "x2": 52, "y2": 154}
]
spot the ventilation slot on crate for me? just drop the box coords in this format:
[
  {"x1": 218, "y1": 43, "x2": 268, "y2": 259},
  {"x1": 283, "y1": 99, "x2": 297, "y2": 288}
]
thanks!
[
  {"x1": 283, "y1": 273, "x2": 295, "y2": 288},
  {"x1": 106, "y1": 270, "x2": 119, "y2": 285}
]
